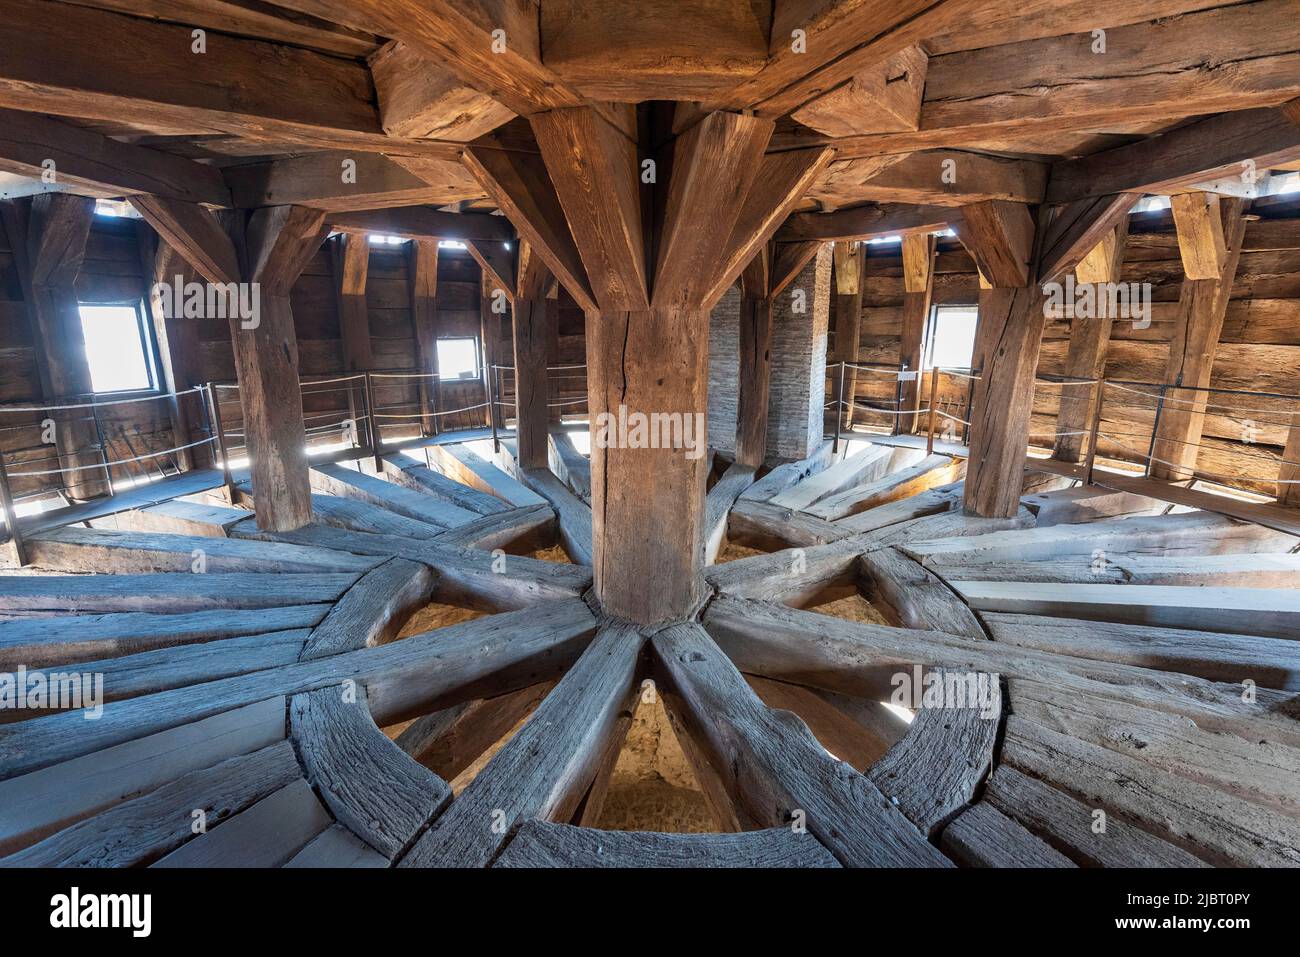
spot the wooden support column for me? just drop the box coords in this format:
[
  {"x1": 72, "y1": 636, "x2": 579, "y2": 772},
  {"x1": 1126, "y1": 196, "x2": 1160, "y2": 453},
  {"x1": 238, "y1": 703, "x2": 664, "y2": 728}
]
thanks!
[
  {"x1": 735, "y1": 248, "x2": 773, "y2": 469},
  {"x1": 960, "y1": 202, "x2": 1046, "y2": 519},
  {"x1": 1150, "y1": 198, "x2": 1249, "y2": 482},
  {"x1": 408, "y1": 239, "x2": 439, "y2": 435},
  {"x1": 1052, "y1": 217, "x2": 1129, "y2": 463},
  {"x1": 132, "y1": 196, "x2": 322, "y2": 531},
  {"x1": 8, "y1": 195, "x2": 108, "y2": 500},
  {"x1": 897, "y1": 233, "x2": 936, "y2": 434},
  {"x1": 513, "y1": 243, "x2": 552, "y2": 469},
  {"x1": 545, "y1": 284, "x2": 563, "y2": 424},
  {"x1": 827, "y1": 241, "x2": 865, "y2": 434},
  {"x1": 478, "y1": 270, "x2": 504, "y2": 432},
  {"x1": 467, "y1": 106, "x2": 828, "y2": 622}
]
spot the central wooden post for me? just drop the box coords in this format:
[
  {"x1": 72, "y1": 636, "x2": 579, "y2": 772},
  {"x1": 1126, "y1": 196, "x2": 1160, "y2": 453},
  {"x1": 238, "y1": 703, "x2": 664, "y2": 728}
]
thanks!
[{"x1": 465, "y1": 106, "x2": 829, "y2": 623}]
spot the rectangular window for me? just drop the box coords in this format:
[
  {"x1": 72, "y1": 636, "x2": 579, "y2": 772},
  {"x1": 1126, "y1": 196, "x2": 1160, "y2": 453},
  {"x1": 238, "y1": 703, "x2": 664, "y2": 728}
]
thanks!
[
  {"x1": 78, "y1": 302, "x2": 156, "y2": 393},
  {"x1": 922, "y1": 305, "x2": 978, "y2": 371},
  {"x1": 436, "y1": 337, "x2": 481, "y2": 381}
]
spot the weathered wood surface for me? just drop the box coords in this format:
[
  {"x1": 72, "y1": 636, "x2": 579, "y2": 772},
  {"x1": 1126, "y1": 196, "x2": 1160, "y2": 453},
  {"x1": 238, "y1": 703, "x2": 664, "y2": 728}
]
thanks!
[
  {"x1": 0, "y1": 605, "x2": 328, "y2": 669},
  {"x1": 728, "y1": 499, "x2": 853, "y2": 550},
  {"x1": 0, "y1": 572, "x2": 354, "y2": 614},
  {"x1": 865, "y1": 673, "x2": 1000, "y2": 835},
  {"x1": 1021, "y1": 485, "x2": 1165, "y2": 526},
  {"x1": 309, "y1": 463, "x2": 479, "y2": 529},
  {"x1": 768, "y1": 444, "x2": 894, "y2": 511},
  {"x1": 230, "y1": 521, "x2": 591, "y2": 610},
  {"x1": 706, "y1": 537, "x2": 867, "y2": 607},
  {"x1": 20, "y1": 631, "x2": 308, "y2": 708},
  {"x1": 299, "y1": 557, "x2": 432, "y2": 659},
  {"x1": 0, "y1": 600, "x2": 597, "y2": 779},
  {"x1": 95, "y1": 500, "x2": 253, "y2": 538},
  {"x1": 652, "y1": 623, "x2": 951, "y2": 868},
  {"x1": 932, "y1": 552, "x2": 1300, "y2": 587},
  {"x1": 434, "y1": 504, "x2": 555, "y2": 551},
  {"x1": 381, "y1": 452, "x2": 509, "y2": 516},
  {"x1": 952, "y1": 580, "x2": 1300, "y2": 640},
  {"x1": 0, "y1": 697, "x2": 285, "y2": 857},
  {"x1": 861, "y1": 504, "x2": 1035, "y2": 549},
  {"x1": 1, "y1": 741, "x2": 301, "y2": 867},
  {"x1": 831, "y1": 481, "x2": 963, "y2": 534},
  {"x1": 747, "y1": 675, "x2": 895, "y2": 772},
  {"x1": 495, "y1": 820, "x2": 840, "y2": 868},
  {"x1": 283, "y1": 824, "x2": 388, "y2": 868},
  {"x1": 400, "y1": 623, "x2": 643, "y2": 868},
  {"x1": 25, "y1": 526, "x2": 380, "y2": 574},
  {"x1": 737, "y1": 442, "x2": 835, "y2": 503},
  {"x1": 238, "y1": 488, "x2": 445, "y2": 541},
  {"x1": 984, "y1": 612, "x2": 1300, "y2": 691},
  {"x1": 904, "y1": 512, "x2": 1295, "y2": 567},
  {"x1": 857, "y1": 547, "x2": 988, "y2": 638},
  {"x1": 1009, "y1": 679, "x2": 1300, "y2": 815},
  {"x1": 704, "y1": 595, "x2": 1300, "y2": 749},
  {"x1": 396, "y1": 682, "x2": 554, "y2": 782},
  {"x1": 984, "y1": 765, "x2": 1208, "y2": 868},
  {"x1": 703, "y1": 463, "x2": 756, "y2": 564},
  {"x1": 807, "y1": 454, "x2": 965, "y2": 520},
  {"x1": 291, "y1": 685, "x2": 451, "y2": 859},
  {"x1": 939, "y1": 803, "x2": 1075, "y2": 868},
  {"x1": 1002, "y1": 717, "x2": 1300, "y2": 867},
  {"x1": 428, "y1": 443, "x2": 547, "y2": 508},
  {"x1": 519, "y1": 467, "x2": 593, "y2": 565},
  {"x1": 547, "y1": 430, "x2": 592, "y2": 504},
  {"x1": 152, "y1": 777, "x2": 332, "y2": 868}
]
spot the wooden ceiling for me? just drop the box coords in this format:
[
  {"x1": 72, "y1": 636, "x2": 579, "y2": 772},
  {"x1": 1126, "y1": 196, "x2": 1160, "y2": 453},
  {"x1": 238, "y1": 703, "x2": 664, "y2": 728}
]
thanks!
[{"x1": 0, "y1": 0, "x2": 1296, "y2": 237}]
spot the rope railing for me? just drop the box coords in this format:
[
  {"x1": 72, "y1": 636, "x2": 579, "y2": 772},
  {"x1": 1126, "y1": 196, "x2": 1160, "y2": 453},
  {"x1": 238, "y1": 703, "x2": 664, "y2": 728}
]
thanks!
[{"x1": 0, "y1": 386, "x2": 206, "y2": 415}]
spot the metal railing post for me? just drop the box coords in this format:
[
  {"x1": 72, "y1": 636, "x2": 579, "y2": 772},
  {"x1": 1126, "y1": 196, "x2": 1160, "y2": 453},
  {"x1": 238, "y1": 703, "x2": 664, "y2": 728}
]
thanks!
[
  {"x1": 364, "y1": 372, "x2": 383, "y2": 472},
  {"x1": 1146, "y1": 380, "x2": 1172, "y2": 478},
  {"x1": 833, "y1": 360, "x2": 847, "y2": 454},
  {"x1": 1083, "y1": 380, "x2": 1106, "y2": 486},
  {"x1": 488, "y1": 363, "x2": 500, "y2": 454},
  {"x1": 926, "y1": 368, "x2": 940, "y2": 455},
  {"x1": 894, "y1": 362, "x2": 907, "y2": 436},
  {"x1": 0, "y1": 449, "x2": 27, "y2": 567},
  {"x1": 206, "y1": 382, "x2": 237, "y2": 503}
]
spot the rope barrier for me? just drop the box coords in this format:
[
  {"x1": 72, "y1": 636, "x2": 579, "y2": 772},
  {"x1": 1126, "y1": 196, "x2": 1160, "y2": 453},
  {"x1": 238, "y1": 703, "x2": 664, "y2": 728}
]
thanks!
[
  {"x1": 0, "y1": 386, "x2": 205, "y2": 414},
  {"x1": 1097, "y1": 431, "x2": 1300, "y2": 484},
  {"x1": 6, "y1": 436, "x2": 217, "y2": 477},
  {"x1": 374, "y1": 401, "x2": 491, "y2": 419}
]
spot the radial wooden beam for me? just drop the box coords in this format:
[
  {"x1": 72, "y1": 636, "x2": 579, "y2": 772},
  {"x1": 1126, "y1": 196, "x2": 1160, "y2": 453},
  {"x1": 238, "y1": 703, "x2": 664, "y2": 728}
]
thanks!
[
  {"x1": 225, "y1": 151, "x2": 479, "y2": 212},
  {"x1": 779, "y1": 203, "x2": 951, "y2": 244},
  {"x1": 1046, "y1": 101, "x2": 1300, "y2": 204}
]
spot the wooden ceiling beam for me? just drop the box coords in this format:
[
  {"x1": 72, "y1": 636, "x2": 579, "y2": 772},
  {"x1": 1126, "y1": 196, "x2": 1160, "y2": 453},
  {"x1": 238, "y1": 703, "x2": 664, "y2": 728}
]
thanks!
[
  {"x1": 0, "y1": 0, "x2": 440, "y2": 155},
  {"x1": 462, "y1": 143, "x2": 595, "y2": 313},
  {"x1": 711, "y1": 0, "x2": 981, "y2": 117},
  {"x1": 704, "y1": 147, "x2": 834, "y2": 309},
  {"x1": 288, "y1": 0, "x2": 582, "y2": 116},
  {"x1": 369, "y1": 40, "x2": 515, "y2": 142},
  {"x1": 810, "y1": 150, "x2": 1048, "y2": 210},
  {"x1": 951, "y1": 201, "x2": 1034, "y2": 289},
  {"x1": 791, "y1": 45, "x2": 927, "y2": 138},
  {"x1": 777, "y1": 202, "x2": 951, "y2": 243},
  {"x1": 128, "y1": 195, "x2": 240, "y2": 286},
  {"x1": 0, "y1": 109, "x2": 230, "y2": 207},
  {"x1": 326, "y1": 207, "x2": 514, "y2": 245},
  {"x1": 224, "y1": 152, "x2": 481, "y2": 212},
  {"x1": 1046, "y1": 103, "x2": 1300, "y2": 204},
  {"x1": 1037, "y1": 192, "x2": 1142, "y2": 287}
]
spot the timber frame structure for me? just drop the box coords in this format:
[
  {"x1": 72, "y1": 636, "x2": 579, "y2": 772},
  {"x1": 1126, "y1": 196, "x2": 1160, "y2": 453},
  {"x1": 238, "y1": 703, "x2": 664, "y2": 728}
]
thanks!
[{"x1": 1, "y1": 0, "x2": 1299, "y2": 873}]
